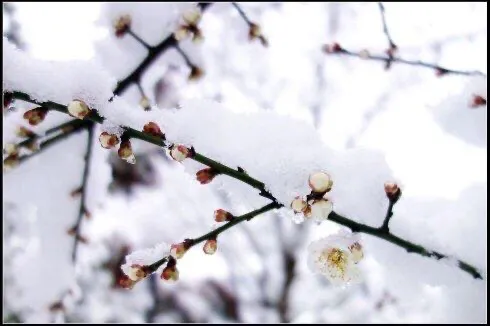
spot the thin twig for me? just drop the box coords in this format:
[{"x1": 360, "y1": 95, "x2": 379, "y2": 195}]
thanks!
[
  {"x1": 10, "y1": 90, "x2": 483, "y2": 280},
  {"x1": 378, "y1": 3, "x2": 396, "y2": 50},
  {"x1": 324, "y1": 45, "x2": 486, "y2": 77},
  {"x1": 174, "y1": 44, "x2": 194, "y2": 68},
  {"x1": 231, "y1": 2, "x2": 253, "y2": 25},
  {"x1": 16, "y1": 119, "x2": 86, "y2": 149},
  {"x1": 127, "y1": 29, "x2": 152, "y2": 50},
  {"x1": 71, "y1": 122, "x2": 95, "y2": 262},
  {"x1": 15, "y1": 120, "x2": 90, "y2": 165}
]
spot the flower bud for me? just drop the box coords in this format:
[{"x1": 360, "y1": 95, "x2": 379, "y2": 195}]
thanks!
[
  {"x1": 23, "y1": 107, "x2": 48, "y2": 126},
  {"x1": 349, "y1": 242, "x2": 364, "y2": 264},
  {"x1": 196, "y1": 167, "x2": 218, "y2": 184},
  {"x1": 3, "y1": 155, "x2": 19, "y2": 171},
  {"x1": 182, "y1": 8, "x2": 201, "y2": 25},
  {"x1": 322, "y1": 42, "x2": 343, "y2": 54},
  {"x1": 384, "y1": 182, "x2": 401, "y2": 202},
  {"x1": 174, "y1": 26, "x2": 190, "y2": 41},
  {"x1": 3, "y1": 143, "x2": 18, "y2": 156},
  {"x1": 214, "y1": 209, "x2": 233, "y2": 222},
  {"x1": 359, "y1": 49, "x2": 370, "y2": 59},
  {"x1": 127, "y1": 264, "x2": 150, "y2": 281},
  {"x1": 99, "y1": 132, "x2": 120, "y2": 149},
  {"x1": 470, "y1": 95, "x2": 487, "y2": 108},
  {"x1": 160, "y1": 265, "x2": 179, "y2": 281},
  {"x1": 139, "y1": 96, "x2": 151, "y2": 111},
  {"x1": 291, "y1": 196, "x2": 307, "y2": 213},
  {"x1": 170, "y1": 144, "x2": 190, "y2": 162},
  {"x1": 143, "y1": 122, "x2": 164, "y2": 138},
  {"x1": 308, "y1": 171, "x2": 333, "y2": 193},
  {"x1": 188, "y1": 66, "x2": 204, "y2": 81},
  {"x1": 24, "y1": 140, "x2": 40, "y2": 153},
  {"x1": 67, "y1": 100, "x2": 90, "y2": 120},
  {"x1": 303, "y1": 204, "x2": 312, "y2": 219},
  {"x1": 170, "y1": 242, "x2": 188, "y2": 259},
  {"x1": 16, "y1": 126, "x2": 36, "y2": 138},
  {"x1": 119, "y1": 275, "x2": 136, "y2": 289},
  {"x1": 114, "y1": 15, "x2": 131, "y2": 38},
  {"x1": 203, "y1": 238, "x2": 217, "y2": 255},
  {"x1": 118, "y1": 139, "x2": 136, "y2": 164},
  {"x1": 248, "y1": 23, "x2": 262, "y2": 40}
]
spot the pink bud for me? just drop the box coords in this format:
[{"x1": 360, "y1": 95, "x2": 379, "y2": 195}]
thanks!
[
  {"x1": 143, "y1": 122, "x2": 164, "y2": 138},
  {"x1": 170, "y1": 144, "x2": 190, "y2": 162},
  {"x1": 99, "y1": 132, "x2": 120, "y2": 149},
  {"x1": 118, "y1": 139, "x2": 136, "y2": 164},
  {"x1": 214, "y1": 209, "x2": 233, "y2": 222},
  {"x1": 23, "y1": 107, "x2": 48, "y2": 126},
  {"x1": 196, "y1": 168, "x2": 218, "y2": 184},
  {"x1": 203, "y1": 238, "x2": 217, "y2": 255}
]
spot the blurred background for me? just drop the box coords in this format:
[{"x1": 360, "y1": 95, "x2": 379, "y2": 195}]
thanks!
[{"x1": 3, "y1": 2, "x2": 487, "y2": 323}]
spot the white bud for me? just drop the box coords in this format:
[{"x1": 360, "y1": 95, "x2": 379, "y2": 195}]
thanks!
[
  {"x1": 67, "y1": 100, "x2": 90, "y2": 119},
  {"x1": 308, "y1": 171, "x2": 333, "y2": 193},
  {"x1": 291, "y1": 196, "x2": 307, "y2": 213},
  {"x1": 182, "y1": 8, "x2": 201, "y2": 25},
  {"x1": 349, "y1": 242, "x2": 364, "y2": 264},
  {"x1": 170, "y1": 145, "x2": 190, "y2": 162}
]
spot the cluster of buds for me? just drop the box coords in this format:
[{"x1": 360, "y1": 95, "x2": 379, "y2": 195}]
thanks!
[
  {"x1": 214, "y1": 209, "x2": 233, "y2": 222},
  {"x1": 118, "y1": 138, "x2": 136, "y2": 164},
  {"x1": 291, "y1": 171, "x2": 334, "y2": 222},
  {"x1": 188, "y1": 65, "x2": 204, "y2": 82},
  {"x1": 113, "y1": 14, "x2": 131, "y2": 38},
  {"x1": 119, "y1": 264, "x2": 151, "y2": 289},
  {"x1": 322, "y1": 42, "x2": 344, "y2": 54},
  {"x1": 196, "y1": 167, "x2": 219, "y2": 185},
  {"x1": 99, "y1": 132, "x2": 120, "y2": 149},
  {"x1": 67, "y1": 99, "x2": 91, "y2": 120},
  {"x1": 307, "y1": 231, "x2": 364, "y2": 285},
  {"x1": 384, "y1": 182, "x2": 401, "y2": 203},
  {"x1": 174, "y1": 8, "x2": 203, "y2": 42},
  {"x1": 169, "y1": 144, "x2": 193, "y2": 162},
  {"x1": 23, "y1": 107, "x2": 48, "y2": 126},
  {"x1": 203, "y1": 237, "x2": 218, "y2": 255},
  {"x1": 470, "y1": 94, "x2": 487, "y2": 108},
  {"x1": 248, "y1": 23, "x2": 268, "y2": 47},
  {"x1": 142, "y1": 122, "x2": 165, "y2": 139},
  {"x1": 160, "y1": 256, "x2": 179, "y2": 282}
]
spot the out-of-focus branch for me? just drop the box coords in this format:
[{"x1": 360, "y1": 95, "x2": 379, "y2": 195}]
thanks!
[
  {"x1": 231, "y1": 2, "x2": 268, "y2": 47},
  {"x1": 69, "y1": 122, "x2": 95, "y2": 262},
  {"x1": 378, "y1": 2, "x2": 397, "y2": 69},
  {"x1": 10, "y1": 91, "x2": 483, "y2": 280},
  {"x1": 322, "y1": 43, "x2": 486, "y2": 77},
  {"x1": 112, "y1": 2, "x2": 212, "y2": 96}
]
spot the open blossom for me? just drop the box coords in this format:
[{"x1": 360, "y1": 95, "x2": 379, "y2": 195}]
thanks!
[{"x1": 307, "y1": 231, "x2": 364, "y2": 285}]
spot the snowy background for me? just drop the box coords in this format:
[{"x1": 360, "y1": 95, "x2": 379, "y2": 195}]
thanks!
[{"x1": 3, "y1": 2, "x2": 487, "y2": 323}]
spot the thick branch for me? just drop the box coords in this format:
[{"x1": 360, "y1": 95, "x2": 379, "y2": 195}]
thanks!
[
  {"x1": 71, "y1": 123, "x2": 95, "y2": 262},
  {"x1": 10, "y1": 91, "x2": 483, "y2": 280}
]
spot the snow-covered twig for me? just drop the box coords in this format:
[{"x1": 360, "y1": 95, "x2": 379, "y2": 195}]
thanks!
[{"x1": 10, "y1": 90, "x2": 483, "y2": 280}]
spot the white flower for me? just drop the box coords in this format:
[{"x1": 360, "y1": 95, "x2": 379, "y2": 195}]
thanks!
[
  {"x1": 308, "y1": 171, "x2": 333, "y2": 193},
  {"x1": 307, "y1": 231, "x2": 364, "y2": 285},
  {"x1": 310, "y1": 198, "x2": 333, "y2": 222}
]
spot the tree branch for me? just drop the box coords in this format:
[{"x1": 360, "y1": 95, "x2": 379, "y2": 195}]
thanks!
[
  {"x1": 323, "y1": 44, "x2": 486, "y2": 77},
  {"x1": 112, "y1": 2, "x2": 212, "y2": 96},
  {"x1": 10, "y1": 90, "x2": 483, "y2": 280},
  {"x1": 378, "y1": 2, "x2": 396, "y2": 51},
  {"x1": 70, "y1": 122, "x2": 95, "y2": 262}
]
